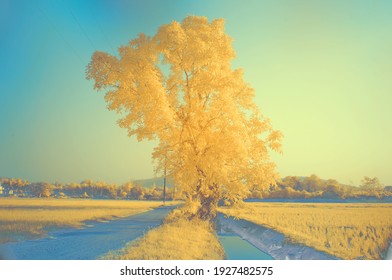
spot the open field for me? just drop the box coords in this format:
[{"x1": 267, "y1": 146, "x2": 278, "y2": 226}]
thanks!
[
  {"x1": 219, "y1": 203, "x2": 392, "y2": 260},
  {"x1": 103, "y1": 216, "x2": 225, "y2": 260},
  {"x1": 0, "y1": 198, "x2": 176, "y2": 244}
]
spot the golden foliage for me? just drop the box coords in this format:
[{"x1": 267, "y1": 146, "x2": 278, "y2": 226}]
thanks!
[
  {"x1": 220, "y1": 203, "x2": 392, "y2": 260},
  {"x1": 86, "y1": 16, "x2": 282, "y2": 218},
  {"x1": 0, "y1": 198, "x2": 170, "y2": 243}
]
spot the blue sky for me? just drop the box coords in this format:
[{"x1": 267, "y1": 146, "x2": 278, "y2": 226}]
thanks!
[{"x1": 1, "y1": 0, "x2": 391, "y2": 185}]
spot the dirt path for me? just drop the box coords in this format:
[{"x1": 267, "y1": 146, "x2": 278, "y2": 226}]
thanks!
[{"x1": 0, "y1": 206, "x2": 174, "y2": 260}]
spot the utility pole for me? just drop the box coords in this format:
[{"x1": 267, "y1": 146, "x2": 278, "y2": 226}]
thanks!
[{"x1": 163, "y1": 163, "x2": 166, "y2": 205}]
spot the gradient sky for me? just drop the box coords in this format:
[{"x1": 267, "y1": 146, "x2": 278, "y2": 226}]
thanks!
[{"x1": 1, "y1": 0, "x2": 391, "y2": 185}]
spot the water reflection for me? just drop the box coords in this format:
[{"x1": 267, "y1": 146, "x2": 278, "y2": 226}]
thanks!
[{"x1": 218, "y1": 233, "x2": 274, "y2": 260}]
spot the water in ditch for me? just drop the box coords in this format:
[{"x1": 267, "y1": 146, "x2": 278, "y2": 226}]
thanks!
[{"x1": 218, "y1": 233, "x2": 274, "y2": 260}]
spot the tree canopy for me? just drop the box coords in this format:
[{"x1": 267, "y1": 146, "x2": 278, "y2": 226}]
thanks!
[
  {"x1": 86, "y1": 16, "x2": 282, "y2": 220},
  {"x1": 360, "y1": 176, "x2": 383, "y2": 190}
]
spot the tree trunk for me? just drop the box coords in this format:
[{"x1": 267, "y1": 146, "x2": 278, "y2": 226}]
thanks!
[
  {"x1": 195, "y1": 194, "x2": 219, "y2": 221},
  {"x1": 192, "y1": 182, "x2": 220, "y2": 221}
]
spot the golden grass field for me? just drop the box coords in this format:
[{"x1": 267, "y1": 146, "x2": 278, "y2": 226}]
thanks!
[
  {"x1": 104, "y1": 216, "x2": 224, "y2": 260},
  {"x1": 2, "y1": 198, "x2": 391, "y2": 260},
  {"x1": 219, "y1": 202, "x2": 392, "y2": 260},
  {"x1": 0, "y1": 198, "x2": 172, "y2": 243}
]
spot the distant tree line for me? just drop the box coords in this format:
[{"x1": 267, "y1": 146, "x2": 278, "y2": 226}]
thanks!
[
  {"x1": 250, "y1": 175, "x2": 392, "y2": 200},
  {"x1": 0, "y1": 175, "x2": 390, "y2": 200},
  {"x1": 0, "y1": 178, "x2": 178, "y2": 200}
]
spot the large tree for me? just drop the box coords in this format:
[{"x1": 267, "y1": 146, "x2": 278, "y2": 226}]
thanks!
[{"x1": 86, "y1": 16, "x2": 282, "y2": 220}]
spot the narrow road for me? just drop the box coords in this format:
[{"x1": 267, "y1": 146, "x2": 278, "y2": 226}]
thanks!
[{"x1": 0, "y1": 206, "x2": 174, "y2": 260}]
